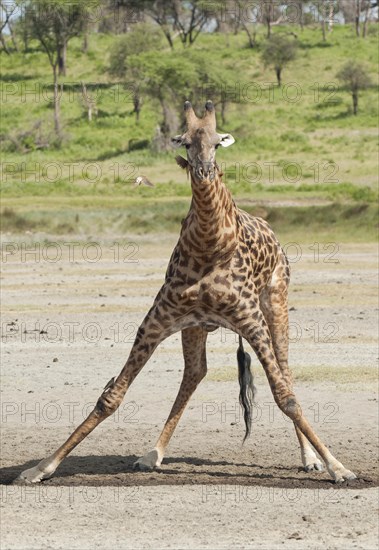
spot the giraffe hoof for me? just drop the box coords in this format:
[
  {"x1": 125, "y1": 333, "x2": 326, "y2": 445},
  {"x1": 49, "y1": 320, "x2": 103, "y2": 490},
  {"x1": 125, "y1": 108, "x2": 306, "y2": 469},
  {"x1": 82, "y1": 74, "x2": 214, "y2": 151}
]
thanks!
[
  {"x1": 133, "y1": 449, "x2": 161, "y2": 472},
  {"x1": 14, "y1": 465, "x2": 52, "y2": 484},
  {"x1": 333, "y1": 469, "x2": 357, "y2": 484},
  {"x1": 304, "y1": 460, "x2": 324, "y2": 473}
]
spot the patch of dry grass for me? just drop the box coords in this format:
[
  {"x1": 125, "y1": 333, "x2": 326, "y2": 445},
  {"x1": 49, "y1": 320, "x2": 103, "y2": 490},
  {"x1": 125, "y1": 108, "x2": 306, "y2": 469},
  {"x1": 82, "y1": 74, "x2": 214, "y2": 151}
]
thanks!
[{"x1": 208, "y1": 364, "x2": 377, "y2": 385}]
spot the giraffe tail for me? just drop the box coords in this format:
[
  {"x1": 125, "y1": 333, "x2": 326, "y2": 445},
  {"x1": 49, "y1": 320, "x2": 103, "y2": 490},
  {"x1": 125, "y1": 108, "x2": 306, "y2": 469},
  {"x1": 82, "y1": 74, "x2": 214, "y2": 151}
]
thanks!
[{"x1": 237, "y1": 336, "x2": 256, "y2": 443}]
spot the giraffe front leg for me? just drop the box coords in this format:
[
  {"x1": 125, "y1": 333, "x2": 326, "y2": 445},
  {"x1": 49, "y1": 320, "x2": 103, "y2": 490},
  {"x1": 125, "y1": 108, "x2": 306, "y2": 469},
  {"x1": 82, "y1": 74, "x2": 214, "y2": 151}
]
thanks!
[
  {"x1": 237, "y1": 313, "x2": 356, "y2": 483},
  {"x1": 14, "y1": 377, "x2": 118, "y2": 484},
  {"x1": 14, "y1": 304, "x2": 177, "y2": 484},
  {"x1": 134, "y1": 326, "x2": 208, "y2": 471}
]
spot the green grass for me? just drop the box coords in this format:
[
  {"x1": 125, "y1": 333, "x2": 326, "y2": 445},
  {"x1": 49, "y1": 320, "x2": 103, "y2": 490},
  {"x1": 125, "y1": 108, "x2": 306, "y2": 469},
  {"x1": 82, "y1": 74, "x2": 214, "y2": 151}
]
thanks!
[
  {"x1": 1, "y1": 25, "x2": 378, "y2": 238},
  {"x1": 1, "y1": 199, "x2": 377, "y2": 242}
]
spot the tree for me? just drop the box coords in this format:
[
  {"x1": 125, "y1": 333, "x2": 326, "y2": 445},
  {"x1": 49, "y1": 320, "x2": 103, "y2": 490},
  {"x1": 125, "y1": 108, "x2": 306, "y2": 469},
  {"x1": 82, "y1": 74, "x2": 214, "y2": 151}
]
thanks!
[
  {"x1": 0, "y1": 0, "x2": 19, "y2": 53},
  {"x1": 355, "y1": 0, "x2": 362, "y2": 36},
  {"x1": 109, "y1": 22, "x2": 164, "y2": 76},
  {"x1": 310, "y1": 0, "x2": 340, "y2": 41},
  {"x1": 295, "y1": 0, "x2": 309, "y2": 30},
  {"x1": 120, "y1": 47, "x2": 238, "y2": 149},
  {"x1": 25, "y1": 0, "x2": 85, "y2": 76},
  {"x1": 142, "y1": 0, "x2": 210, "y2": 48},
  {"x1": 362, "y1": 0, "x2": 375, "y2": 37},
  {"x1": 25, "y1": 0, "x2": 85, "y2": 141},
  {"x1": 98, "y1": 0, "x2": 144, "y2": 34},
  {"x1": 340, "y1": 0, "x2": 356, "y2": 22},
  {"x1": 109, "y1": 22, "x2": 165, "y2": 121},
  {"x1": 345, "y1": 0, "x2": 375, "y2": 37},
  {"x1": 236, "y1": 1, "x2": 259, "y2": 48},
  {"x1": 336, "y1": 61, "x2": 372, "y2": 115},
  {"x1": 261, "y1": 34, "x2": 297, "y2": 87},
  {"x1": 213, "y1": 0, "x2": 241, "y2": 35},
  {"x1": 261, "y1": 0, "x2": 282, "y2": 39},
  {"x1": 126, "y1": 51, "x2": 199, "y2": 148}
]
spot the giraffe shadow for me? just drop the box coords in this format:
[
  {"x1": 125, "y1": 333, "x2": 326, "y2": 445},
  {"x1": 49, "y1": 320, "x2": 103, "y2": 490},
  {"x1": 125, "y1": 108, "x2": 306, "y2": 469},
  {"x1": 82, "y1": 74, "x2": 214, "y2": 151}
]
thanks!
[{"x1": 0, "y1": 454, "x2": 334, "y2": 487}]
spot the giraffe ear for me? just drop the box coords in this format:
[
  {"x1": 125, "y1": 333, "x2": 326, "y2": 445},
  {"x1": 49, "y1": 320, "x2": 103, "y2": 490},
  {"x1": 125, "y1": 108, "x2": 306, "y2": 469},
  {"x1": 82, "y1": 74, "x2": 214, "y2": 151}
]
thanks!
[
  {"x1": 218, "y1": 133, "x2": 235, "y2": 148},
  {"x1": 171, "y1": 135, "x2": 184, "y2": 148},
  {"x1": 175, "y1": 155, "x2": 189, "y2": 170}
]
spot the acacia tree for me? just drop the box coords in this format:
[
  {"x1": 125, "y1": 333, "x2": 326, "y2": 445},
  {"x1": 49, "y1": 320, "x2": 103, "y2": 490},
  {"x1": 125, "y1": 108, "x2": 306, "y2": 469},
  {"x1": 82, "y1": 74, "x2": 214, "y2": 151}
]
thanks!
[
  {"x1": 126, "y1": 51, "x2": 200, "y2": 149},
  {"x1": 140, "y1": 0, "x2": 210, "y2": 48},
  {"x1": 109, "y1": 22, "x2": 165, "y2": 121},
  {"x1": 235, "y1": 1, "x2": 259, "y2": 48},
  {"x1": 26, "y1": 0, "x2": 85, "y2": 76},
  {"x1": 261, "y1": 0, "x2": 282, "y2": 39},
  {"x1": 261, "y1": 34, "x2": 297, "y2": 87},
  {"x1": 122, "y1": 46, "x2": 235, "y2": 149},
  {"x1": 26, "y1": 0, "x2": 85, "y2": 141},
  {"x1": 337, "y1": 61, "x2": 371, "y2": 115},
  {"x1": 171, "y1": 0, "x2": 209, "y2": 46}
]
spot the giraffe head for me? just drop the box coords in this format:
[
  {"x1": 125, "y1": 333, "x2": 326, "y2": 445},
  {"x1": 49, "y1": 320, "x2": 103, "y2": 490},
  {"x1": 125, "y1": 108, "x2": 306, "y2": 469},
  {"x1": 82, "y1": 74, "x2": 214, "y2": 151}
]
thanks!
[{"x1": 171, "y1": 101, "x2": 235, "y2": 183}]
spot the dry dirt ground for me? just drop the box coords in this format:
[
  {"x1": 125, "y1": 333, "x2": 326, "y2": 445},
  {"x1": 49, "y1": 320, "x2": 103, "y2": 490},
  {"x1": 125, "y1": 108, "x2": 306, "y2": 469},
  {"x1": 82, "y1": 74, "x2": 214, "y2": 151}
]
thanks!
[{"x1": 0, "y1": 234, "x2": 378, "y2": 550}]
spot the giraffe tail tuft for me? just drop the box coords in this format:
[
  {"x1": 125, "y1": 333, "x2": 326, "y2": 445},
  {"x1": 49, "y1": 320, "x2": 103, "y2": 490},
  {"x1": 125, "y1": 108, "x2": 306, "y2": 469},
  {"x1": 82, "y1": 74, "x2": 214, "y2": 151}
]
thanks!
[{"x1": 237, "y1": 336, "x2": 256, "y2": 443}]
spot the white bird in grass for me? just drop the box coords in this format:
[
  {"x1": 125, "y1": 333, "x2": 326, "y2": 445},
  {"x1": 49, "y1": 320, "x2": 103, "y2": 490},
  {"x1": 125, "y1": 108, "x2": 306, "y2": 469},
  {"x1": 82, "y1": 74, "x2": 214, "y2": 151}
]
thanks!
[{"x1": 134, "y1": 175, "x2": 154, "y2": 187}]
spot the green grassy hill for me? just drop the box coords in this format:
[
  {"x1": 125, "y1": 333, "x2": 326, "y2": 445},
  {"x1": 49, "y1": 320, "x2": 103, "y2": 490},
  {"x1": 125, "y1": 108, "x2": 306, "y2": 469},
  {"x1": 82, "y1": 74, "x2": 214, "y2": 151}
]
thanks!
[{"x1": 1, "y1": 25, "x2": 378, "y2": 240}]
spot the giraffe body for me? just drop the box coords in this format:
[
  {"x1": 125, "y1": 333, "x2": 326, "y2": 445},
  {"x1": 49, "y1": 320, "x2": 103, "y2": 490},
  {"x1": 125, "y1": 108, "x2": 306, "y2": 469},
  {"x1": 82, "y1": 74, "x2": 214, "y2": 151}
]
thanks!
[{"x1": 16, "y1": 102, "x2": 355, "y2": 484}]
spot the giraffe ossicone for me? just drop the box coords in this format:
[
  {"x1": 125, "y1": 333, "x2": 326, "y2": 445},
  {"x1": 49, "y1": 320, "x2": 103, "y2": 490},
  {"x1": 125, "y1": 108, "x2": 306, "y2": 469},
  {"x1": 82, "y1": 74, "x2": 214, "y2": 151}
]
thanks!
[{"x1": 15, "y1": 101, "x2": 356, "y2": 485}]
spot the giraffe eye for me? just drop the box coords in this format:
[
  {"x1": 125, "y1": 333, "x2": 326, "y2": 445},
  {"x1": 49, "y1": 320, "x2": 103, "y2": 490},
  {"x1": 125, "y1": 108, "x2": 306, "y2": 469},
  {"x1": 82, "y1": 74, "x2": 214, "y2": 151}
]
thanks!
[{"x1": 185, "y1": 144, "x2": 191, "y2": 150}]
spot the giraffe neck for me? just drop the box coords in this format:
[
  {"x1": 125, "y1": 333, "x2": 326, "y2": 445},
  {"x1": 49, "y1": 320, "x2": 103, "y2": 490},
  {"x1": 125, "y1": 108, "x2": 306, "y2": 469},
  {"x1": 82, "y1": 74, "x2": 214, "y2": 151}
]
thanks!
[{"x1": 180, "y1": 171, "x2": 238, "y2": 260}]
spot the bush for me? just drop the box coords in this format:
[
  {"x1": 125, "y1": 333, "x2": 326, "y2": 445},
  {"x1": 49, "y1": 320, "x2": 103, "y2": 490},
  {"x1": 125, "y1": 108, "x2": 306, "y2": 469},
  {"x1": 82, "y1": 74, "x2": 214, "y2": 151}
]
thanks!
[
  {"x1": 261, "y1": 35, "x2": 297, "y2": 86},
  {"x1": 336, "y1": 61, "x2": 372, "y2": 115}
]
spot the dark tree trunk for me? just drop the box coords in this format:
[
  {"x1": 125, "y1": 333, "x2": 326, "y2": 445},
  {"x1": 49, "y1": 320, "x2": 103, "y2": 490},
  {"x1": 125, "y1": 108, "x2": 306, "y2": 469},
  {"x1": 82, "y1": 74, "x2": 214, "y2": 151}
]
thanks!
[
  {"x1": 164, "y1": 30, "x2": 174, "y2": 49},
  {"x1": 221, "y1": 99, "x2": 227, "y2": 125},
  {"x1": 133, "y1": 95, "x2": 141, "y2": 123},
  {"x1": 53, "y1": 65, "x2": 62, "y2": 141},
  {"x1": 265, "y1": 0, "x2": 273, "y2": 38},
  {"x1": 242, "y1": 22, "x2": 256, "y2": 48},
  {"x1": 152, "y1": 96, "x2": 179, "y2": 151},
  {"x1": 267, "y1": 19, "x2": 271, "y2": 39},
  {"x1": 58, "y1": 42, "x2": 67, "y2": 76},
  {"x1": 276, "y1": 67, "x2": 282, "y2": 87},
  {"x1": 23, "y1": 25, "x2": 28, "y2": 52},
  {"x1": 355, "y1": 0, "x2": 361, "y2": 36},
  {"x1": 352, "y1": 92, "x2": 358, "y2": 115}
]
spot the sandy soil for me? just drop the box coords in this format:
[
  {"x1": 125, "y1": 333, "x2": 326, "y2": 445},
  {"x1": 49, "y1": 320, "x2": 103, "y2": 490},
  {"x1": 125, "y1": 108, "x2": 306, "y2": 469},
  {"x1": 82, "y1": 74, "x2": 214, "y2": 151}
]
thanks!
[{"x1": 0, "y1": 235, "x2": 378, "y2": 549}]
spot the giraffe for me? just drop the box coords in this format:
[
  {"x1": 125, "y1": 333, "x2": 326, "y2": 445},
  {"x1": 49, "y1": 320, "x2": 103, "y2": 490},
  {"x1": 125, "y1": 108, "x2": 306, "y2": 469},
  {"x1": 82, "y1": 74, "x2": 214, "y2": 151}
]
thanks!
[{"x1": 16, "y1": 101, "x2": 356, "y2": 484}]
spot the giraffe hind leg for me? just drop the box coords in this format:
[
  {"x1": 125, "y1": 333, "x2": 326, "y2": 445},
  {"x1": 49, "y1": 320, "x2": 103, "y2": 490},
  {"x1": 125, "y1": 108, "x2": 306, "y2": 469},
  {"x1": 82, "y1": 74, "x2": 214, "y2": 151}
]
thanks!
[
  {"x1": 235, "y1": 311, "x2": 355, "y2": 482},
  {"x1": 259, "y1": 259, "x2": 323, "y2": 472}
]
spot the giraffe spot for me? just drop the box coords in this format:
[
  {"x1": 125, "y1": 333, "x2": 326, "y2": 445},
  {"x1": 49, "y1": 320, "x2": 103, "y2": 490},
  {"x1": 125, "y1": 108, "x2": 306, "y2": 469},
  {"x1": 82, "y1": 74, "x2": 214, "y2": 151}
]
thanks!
[{"x1": 214, "y1": 275, "x2": 230, "y2": 287}]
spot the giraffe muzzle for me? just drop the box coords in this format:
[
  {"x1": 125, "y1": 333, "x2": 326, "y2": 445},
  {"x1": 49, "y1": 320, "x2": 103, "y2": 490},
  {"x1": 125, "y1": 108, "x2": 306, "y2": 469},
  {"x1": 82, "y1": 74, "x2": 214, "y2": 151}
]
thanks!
[{"x1": 195, "y1": 163, "x2": 215, "y2": 182}]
